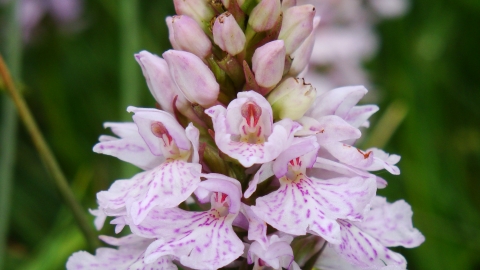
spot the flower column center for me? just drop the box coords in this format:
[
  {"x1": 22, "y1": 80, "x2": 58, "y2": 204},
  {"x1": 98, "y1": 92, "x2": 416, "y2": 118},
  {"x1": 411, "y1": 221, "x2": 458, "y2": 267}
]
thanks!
[
  {"x1": 151, "y1": 121, "x2": 187, "y2": 160},
  {"x1": 240, "y1": 101, "x2": 265, "y2": 144},
  {"x1": 285, "y1": 157, "x2": 305, "y2": 183}
]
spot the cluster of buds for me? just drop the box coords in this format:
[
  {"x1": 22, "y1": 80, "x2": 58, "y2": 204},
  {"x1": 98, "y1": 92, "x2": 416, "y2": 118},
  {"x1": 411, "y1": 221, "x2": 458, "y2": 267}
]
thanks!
[{"x1": 67, "y1": 0, "x2": 423, "y2": 269}]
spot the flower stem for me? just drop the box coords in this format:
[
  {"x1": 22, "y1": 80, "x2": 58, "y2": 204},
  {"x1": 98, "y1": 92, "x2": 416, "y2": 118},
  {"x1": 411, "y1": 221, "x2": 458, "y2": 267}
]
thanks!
[
  {"x1": 0, "y1": 54, "x2": 100, "y2": 251},
  {"x1": 0, "y1": 1, "x2": 21, "y2": 267},
  {"x1": 119, "y1": 0, "x2": 141, "y2": 177},
  {"x1": 363, "y1": 100, "x2": 409, "y2": 149}
]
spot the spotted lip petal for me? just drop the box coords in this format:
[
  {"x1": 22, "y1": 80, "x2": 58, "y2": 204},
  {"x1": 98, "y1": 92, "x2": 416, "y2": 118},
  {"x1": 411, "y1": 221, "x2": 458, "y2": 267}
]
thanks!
[
  {"x1": 353, "y1": 196, "x2": 425, "y2": 248},
  {"x1": 251, "y1": 176, "x2": 376, "y2": 244},
  {"x1": 139, "y1": 208, "x2": 243, "y2": 269},
  {"x1": 331, "y1": 220, "x2": 408, "y2": 269},
  {"x1": 128, "y1": 160, "x2": 202, "y2": 225},
  {"x1": 315, "y1": 243, "x2": 404, "y2": 270},
  {"x1": 66, "y1": 234, "x2": 176, "y2": 270},
  {"x1": 128, "y1": 177, "x2": 244, "y2": 269},
  {"x1": 93, "y1": 122, "x2": 165, "y2": 170}
]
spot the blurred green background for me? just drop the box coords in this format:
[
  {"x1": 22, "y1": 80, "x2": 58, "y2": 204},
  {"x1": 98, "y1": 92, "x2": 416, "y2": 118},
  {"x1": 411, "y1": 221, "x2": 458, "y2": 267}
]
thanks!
[{"x1": 1, "y1": 0, "x2": 479, "y2": 269}]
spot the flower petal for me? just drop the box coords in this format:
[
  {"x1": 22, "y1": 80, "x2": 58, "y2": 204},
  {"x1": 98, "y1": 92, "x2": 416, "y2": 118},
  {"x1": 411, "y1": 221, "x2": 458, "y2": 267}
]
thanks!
[
  {"x1": 129, "y1": 160, "x2": 202, "y2": 224},
  {"x1": 309, "y1": 85, "x2": 367, "y2": 120},
  {"x1": 128, "y1": 107, "x2": 191, "y2": 155},
  {"x1": 322, "y1": 142, "x2": 375, "y2": 169},
  {"x1": 93, "y1": 122, "x2": 164, "y2": 170},
  {"x1": 345, "y1": 104, "x2": 379, "y2": 128},
  {"x1": 129, "y1": 207, "x2": 243, "y2": 269},
  {"x1": 331, "y1": 220, "x2": 407, "y2": 269},
  {"x1": 353, "y1": 197, "x2": 425, "y2": 248},
  {"x1": 245, "y1": 162, "x2": 274, "y2": 198},
  {"x1": 251, "y1": 176, "x2": 376, "y2": 243},
  {"x1": 66, "y1": 234, "x2": 176, "y2": 270}
]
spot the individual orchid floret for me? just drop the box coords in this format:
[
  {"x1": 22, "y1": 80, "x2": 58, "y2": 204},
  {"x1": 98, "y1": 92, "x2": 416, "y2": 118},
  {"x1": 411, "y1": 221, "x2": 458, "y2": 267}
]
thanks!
[
  {"x1": 213, "y1": 12, "x2": 246, "y2": 56},
  {"x1": 250, "y1": 136, "x2": 377, "y2": 244},
  {"x1": 289, "y1": 16, "x2": 321, "y2": 76},
  {"x1": 96, "y1": 108, "x2": 202, "y2": 225},
  {"x1": 318, "y1": 197, "x2": 424, "y2": 269},
  {"x1": 127, "y1": 174, "x2": 244, "y2": 269},
  {"x1": 172, "y1": 0, "x2": 214, "y2": 31},
  {"x1": 66, "y1": 234, "x2": 176, "y2": 270},
  {"x1": 205, "y1": 91, "x2": 301, "y2": 167},
  {"x1": 93, "y1": 122, "x2": 164, "y2": 171},
  {"x1": 163, "y1": 50, "x2": 220, "y2": 108},
  {"x1": 167, "y1": 15, "x2": 212, "y2": 59},
  {"x1": 278, "y1": 4, "x2": 316, "y2": 55},
  {"x1": 248, "y1": 0, "x2": 282, "y2": 32},
  {"x1": 252, "y1": 40, "x2": 286, "y2": 89},
  {"x1": 267, "y1": 77, "x2": 316, "y2": 120},
  {"x1": 247, "y1": 233, "x2": 300, "y2": 270}
]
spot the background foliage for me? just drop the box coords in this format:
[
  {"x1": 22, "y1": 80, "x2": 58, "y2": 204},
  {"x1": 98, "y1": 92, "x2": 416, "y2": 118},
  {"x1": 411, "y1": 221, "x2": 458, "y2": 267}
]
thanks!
[{"x1": 1, "y1": 0, "x2": 479, "y2": 269}]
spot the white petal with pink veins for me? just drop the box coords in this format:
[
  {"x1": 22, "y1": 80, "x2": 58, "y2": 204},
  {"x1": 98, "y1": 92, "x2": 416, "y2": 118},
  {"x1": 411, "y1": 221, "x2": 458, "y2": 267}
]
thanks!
[
  {"x1": 66, "y1": 234, "x2": 176, "y2": 270},
  {"x1": 322, "y1": 142, "x2": 375, "y2": 169},
  {"x1": 140, "y1": 209, "x2": 243, "y2": 269},
  {"x1": 127, "y1": 176, "x2": 244, "y2": 269},
  {"x1": 93, "y1": 122, "x2": 164, "y2": 170},
  {"x1": 129, "y1": 160, "x2": 202, "y2": 224},
  {"x1": 332, "y1": 220, "x2": 407, "y2": 269},
  {"x1": 353, "y1": 197, "x2": 425, "y2": 248},
  {"x1": 315, "y1": 244, "x2": 404, "y2": 270},
  {"x1": 251, "y1": 176, "x2": 376, "y2": 244}
]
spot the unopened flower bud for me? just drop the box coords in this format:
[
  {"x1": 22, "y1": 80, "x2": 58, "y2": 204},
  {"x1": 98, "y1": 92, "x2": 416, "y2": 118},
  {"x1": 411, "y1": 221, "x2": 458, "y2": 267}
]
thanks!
[
  {"x1": 268, "y1": 77, "x2": 316, "y2": 120},
  {"x1": 252, "y1": 40, "x2": 286, "y2": 89},
  {"x1": 248, "y1": 0, "x2": 281, "y2": 32},
  {"x1": 135, "y1": 51, "x2": 178, "y2": 114},
  {"x1": 163, "y1": 50, "x2": 219, "y2": 108},
  {"x1": 166, "y1": 16, "x2": 180, "y2": 50},
  {"x1": 278, "y1": 4, "x2": 316, "y2": 55},
  {"x1": 289, "y1": 16, "x2": 321, "y2": 75},
  {"x1": 168, "y1": 15, "x2": 212, "y2": 59},
  {"x1": 213, "y1": 12, "x2": 246, "y2": 56},
  {"x1": 173, "y1": 0, "x2": 215, "y2": 30}
]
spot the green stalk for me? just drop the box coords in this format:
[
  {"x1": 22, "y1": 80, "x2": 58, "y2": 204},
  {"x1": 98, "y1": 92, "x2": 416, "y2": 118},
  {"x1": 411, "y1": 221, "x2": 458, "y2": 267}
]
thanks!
[
  {"x1": 0, "y1": 54, "x2": 100, "y2": 251},
  {"x1": 119, "y1": 0, "x2": 141, "y2": 177},
  {"x1": 0, "y1": 0, "x2": 21, "y2": 267}
]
